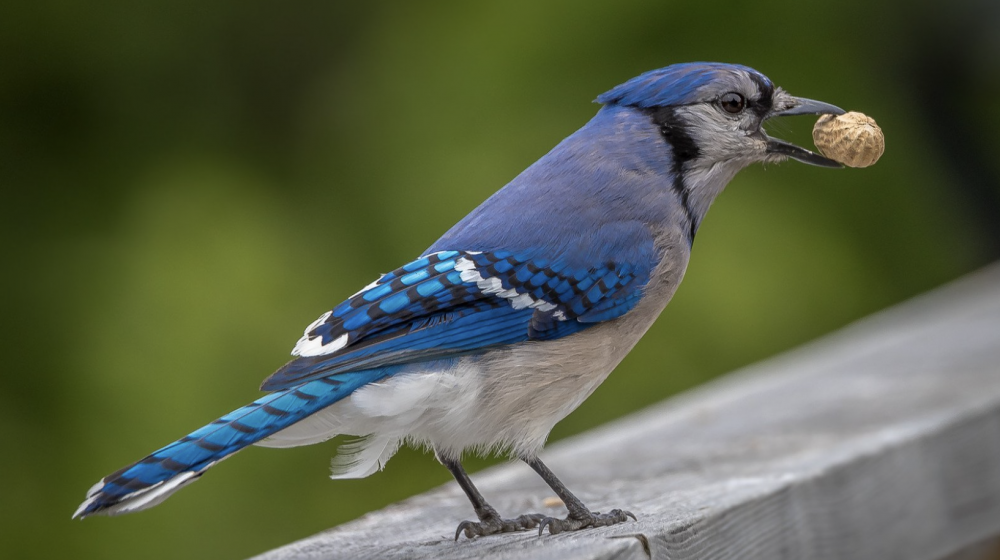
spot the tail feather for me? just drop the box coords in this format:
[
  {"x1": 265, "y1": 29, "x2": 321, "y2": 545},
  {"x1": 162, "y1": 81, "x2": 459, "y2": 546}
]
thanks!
[{"x1": 73, "y1": 371, "x2": 388, "y2": 518}]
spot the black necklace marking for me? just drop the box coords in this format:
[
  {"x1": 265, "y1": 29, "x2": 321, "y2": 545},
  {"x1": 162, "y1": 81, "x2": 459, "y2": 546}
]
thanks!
[{"x1": 647, "y1": 107, "x2": 700, "y2": 244}]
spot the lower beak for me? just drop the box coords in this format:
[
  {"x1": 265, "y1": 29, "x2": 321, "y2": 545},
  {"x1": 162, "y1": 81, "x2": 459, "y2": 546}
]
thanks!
[{"x1": 765, "y1": 96, "x2": 846, "y2": 168}]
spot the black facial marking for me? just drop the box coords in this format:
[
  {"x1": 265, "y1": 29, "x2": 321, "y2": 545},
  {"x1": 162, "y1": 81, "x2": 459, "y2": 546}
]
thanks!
[
  {"x1": 747, "y1": 73, "x2": 774, "y2": 117},
  {"x1": 646, "y1": 107, "x2": 700, "y2": 245},
  {"x1": 648, "y1": 107, "x2": 700, "y2": 164}
]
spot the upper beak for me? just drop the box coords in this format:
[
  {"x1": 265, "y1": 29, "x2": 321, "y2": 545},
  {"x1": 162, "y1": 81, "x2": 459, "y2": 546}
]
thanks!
[{"x1": 765, "y1": 96, "x2": 846, "y2": 168}]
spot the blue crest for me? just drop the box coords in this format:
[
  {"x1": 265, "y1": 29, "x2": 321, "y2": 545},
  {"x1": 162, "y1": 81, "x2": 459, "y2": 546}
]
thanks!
[{"x1": 597, "y1": 62, "x2": 772, "y2": 108}]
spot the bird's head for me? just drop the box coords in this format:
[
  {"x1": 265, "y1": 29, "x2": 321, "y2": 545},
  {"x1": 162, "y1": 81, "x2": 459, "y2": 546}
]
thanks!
[{"x1": 598, "y1": 62, "x2": 845, "y2": 171}]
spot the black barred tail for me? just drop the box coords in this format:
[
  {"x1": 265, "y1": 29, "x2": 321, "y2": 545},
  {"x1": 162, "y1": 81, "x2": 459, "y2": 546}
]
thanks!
[{"x1": 73, "y1": 372, "x2": 380, "y2": 518}]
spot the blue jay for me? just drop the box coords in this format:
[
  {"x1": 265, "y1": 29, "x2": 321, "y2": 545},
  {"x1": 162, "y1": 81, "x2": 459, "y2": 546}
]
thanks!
[{"x1": 74, "y1": 62, "x2": 844, "y2": 538}]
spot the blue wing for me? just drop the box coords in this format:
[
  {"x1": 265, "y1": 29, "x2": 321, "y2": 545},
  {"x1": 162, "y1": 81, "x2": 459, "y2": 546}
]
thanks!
[{"x1": 261, "y1": 248, "x2": 654, "y2": 391}]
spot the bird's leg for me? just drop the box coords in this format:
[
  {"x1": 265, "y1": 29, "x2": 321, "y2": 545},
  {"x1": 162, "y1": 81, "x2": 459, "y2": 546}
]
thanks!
[
  {"x1": 440, "y1": 454, "x2": 545, "y2": 540},
  {"x1": 524, "y1": 457, "x2": 636, "y2": 535}
]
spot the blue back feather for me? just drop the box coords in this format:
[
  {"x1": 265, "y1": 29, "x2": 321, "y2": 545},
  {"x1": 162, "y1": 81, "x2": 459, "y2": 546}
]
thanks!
[{"x1": 261, "y1": 102, "x2": 686, "y2": 390}]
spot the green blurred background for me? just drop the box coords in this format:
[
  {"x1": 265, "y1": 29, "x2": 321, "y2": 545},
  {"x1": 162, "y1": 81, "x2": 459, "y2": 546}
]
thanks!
[{"x1": 3, "y1": 1, "x2": 998, "y2": 558}]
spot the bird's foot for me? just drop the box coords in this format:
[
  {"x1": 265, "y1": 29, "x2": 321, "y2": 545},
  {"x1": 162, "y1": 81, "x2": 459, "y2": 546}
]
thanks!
[
  {"x1": 538, "y1": 508, "x2": 636, "y2": 535},
  {"x1": 455, "y1": 512, "x2": 546, "y2": 540}
]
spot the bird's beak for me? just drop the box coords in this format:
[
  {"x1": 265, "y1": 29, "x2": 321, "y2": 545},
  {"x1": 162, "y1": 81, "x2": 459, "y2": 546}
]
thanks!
[{"x1": 765, "y1": 96, "x2": 846, "y2": 168}]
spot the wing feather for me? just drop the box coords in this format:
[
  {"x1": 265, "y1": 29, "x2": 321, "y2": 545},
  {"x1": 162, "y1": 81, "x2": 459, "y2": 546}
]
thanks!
[{"x1": 261, "y1": 247, "x2": 654, "y2": 391}]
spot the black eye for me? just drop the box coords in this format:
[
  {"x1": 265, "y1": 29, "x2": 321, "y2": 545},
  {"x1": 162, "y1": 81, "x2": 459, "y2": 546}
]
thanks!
[{"x1": 719, "y1": 92, "x2": 746, "y2": 114}]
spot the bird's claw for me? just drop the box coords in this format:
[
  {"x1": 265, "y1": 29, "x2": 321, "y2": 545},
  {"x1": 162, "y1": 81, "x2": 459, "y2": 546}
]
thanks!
[
  {"x1": 454, "y1": 513, "x2": 546, "y2": 540},
  {"x1": 537, "y1": 508, "x2": 636, "y2": 536}
]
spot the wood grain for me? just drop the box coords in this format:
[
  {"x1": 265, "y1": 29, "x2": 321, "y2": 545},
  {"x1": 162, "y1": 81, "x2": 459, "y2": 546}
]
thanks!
[{"x1": 253, "y1": 263, "x2": 1000, "y2": 560}]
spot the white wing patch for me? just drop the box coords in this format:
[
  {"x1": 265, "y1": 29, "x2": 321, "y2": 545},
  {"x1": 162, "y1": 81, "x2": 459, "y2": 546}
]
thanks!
[
  {"x1": 455, "y1": 256, "x2": 557, "y2": 312},
  {"x1": 292, "y1": 332, "x2": 348, "y2": 357},
  {"x1": 291, "y1": 309, "x2": 347, "y2": 357},
  {"x1": 289, "y1": 252, "x2": 565, "y2": 359}
]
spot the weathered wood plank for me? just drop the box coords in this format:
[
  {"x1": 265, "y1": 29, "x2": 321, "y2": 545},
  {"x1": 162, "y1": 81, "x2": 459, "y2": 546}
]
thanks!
[{"x1": 253, "y1": 264, "x2": 1000, "y2": 560}]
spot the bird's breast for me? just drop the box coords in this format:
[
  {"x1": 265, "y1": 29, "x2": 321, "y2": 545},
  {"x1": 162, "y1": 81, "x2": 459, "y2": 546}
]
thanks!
[
  {"x1": 458, "y1": 225, "x2": 691, "y2": 456},
  {"x1": 329, "y1": 226, "x2": 691, "y2": 460}
]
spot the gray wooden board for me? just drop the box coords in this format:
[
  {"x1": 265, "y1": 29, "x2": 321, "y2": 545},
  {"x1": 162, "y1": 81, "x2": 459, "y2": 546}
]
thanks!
[{"x1": 253, "y1": 263, "x2": 1000, "y2": 560}]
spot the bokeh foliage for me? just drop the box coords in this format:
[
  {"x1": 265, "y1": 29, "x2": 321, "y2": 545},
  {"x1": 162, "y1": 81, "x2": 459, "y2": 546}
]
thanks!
[{"x1": 2, "y1": 1, "x2": 998, "y2": 559}]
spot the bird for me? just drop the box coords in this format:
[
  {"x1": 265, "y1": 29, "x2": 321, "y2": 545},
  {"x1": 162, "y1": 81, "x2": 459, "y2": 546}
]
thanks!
[{"x1": 73, "y1": 62, "x2": 845, "y2": 538}]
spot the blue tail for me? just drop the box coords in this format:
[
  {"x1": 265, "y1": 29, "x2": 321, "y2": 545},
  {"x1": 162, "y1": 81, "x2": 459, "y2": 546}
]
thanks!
[{"x1": 73, "y1": 371, "x2": 387, "y2": 518}]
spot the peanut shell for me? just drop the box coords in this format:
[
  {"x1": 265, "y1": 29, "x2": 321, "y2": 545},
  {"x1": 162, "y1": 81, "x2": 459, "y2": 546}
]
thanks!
[{"x1": 812, "y1": 112, "x2": 884, "y2": 168}]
